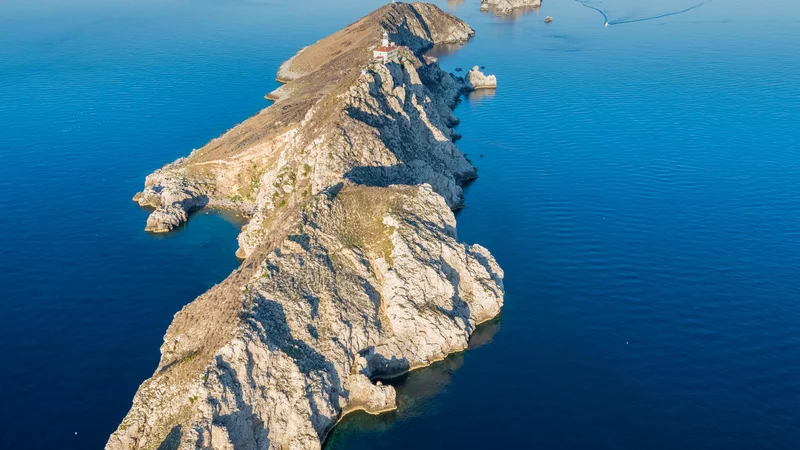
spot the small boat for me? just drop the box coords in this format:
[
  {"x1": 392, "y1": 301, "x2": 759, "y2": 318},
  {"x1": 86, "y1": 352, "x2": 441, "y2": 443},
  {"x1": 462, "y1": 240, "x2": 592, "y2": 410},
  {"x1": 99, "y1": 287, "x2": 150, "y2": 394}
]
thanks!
[
  {"x1": 544, "y1": 16, "x2": 553, "y2": 23},
  {"x1": 455, "y1": 67, "x2": 463, "y2": 72}
]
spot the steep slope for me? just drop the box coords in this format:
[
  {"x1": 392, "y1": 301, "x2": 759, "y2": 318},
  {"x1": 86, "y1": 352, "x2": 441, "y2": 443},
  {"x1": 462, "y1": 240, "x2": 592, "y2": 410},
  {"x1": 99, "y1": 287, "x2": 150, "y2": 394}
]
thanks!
[
  {"x1": 114, "y1": 3, "x2": 504, "y2": 450},
  {"x1": 111, "y1": 184, "x2": 503, "y2": 450},
  {"x1": 133, "y1": 2, "x2": 476, "y2": 252}
]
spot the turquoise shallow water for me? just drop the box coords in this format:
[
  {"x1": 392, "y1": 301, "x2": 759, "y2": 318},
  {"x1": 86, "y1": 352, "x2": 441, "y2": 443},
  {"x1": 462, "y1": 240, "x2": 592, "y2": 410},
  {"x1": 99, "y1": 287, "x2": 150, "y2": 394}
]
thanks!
[{"x1": 1, "y1": 0, "x2": 800, "y2": 448}]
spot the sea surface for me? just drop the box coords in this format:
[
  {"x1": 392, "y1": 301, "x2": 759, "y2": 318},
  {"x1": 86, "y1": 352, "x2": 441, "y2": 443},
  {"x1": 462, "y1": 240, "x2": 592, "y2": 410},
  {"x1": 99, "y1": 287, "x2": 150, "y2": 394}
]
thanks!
[{"x1": 1, "y1": 0, "x2": 799, "y2": 448}]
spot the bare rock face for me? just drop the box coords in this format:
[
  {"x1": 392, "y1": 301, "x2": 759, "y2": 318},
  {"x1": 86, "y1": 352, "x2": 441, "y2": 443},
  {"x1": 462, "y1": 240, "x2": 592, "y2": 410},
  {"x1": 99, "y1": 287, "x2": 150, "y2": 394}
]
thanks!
[
  {"x1": 133, "y1": 2, "x2": 477, "y2": 240},
  {"x1": 465, "y1": 66, "x2": 498, "y2": 90},
  {"x1": 133, "y1": 163, "x2": 209, "y2": 233},
  {"x1": 114, "y1": 3, "x2": 505, "y2": 450},
  {"x1": 110, "y1": 185, "x2": 504, "y2": 450}
]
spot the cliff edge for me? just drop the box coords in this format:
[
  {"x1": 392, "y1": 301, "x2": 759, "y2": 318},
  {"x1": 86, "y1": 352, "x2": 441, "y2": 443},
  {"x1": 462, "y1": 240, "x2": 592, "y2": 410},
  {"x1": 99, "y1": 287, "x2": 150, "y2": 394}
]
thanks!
[{"x1": 113, "y1": 3, "x2": 503, "y2": 450}]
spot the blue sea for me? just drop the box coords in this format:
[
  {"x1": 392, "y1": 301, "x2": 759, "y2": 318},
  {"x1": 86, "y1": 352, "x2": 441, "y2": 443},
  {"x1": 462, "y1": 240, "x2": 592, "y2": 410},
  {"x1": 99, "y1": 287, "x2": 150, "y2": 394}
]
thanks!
[{"x1": 1, "y1": 0, "x2": 799, "y2": 448}]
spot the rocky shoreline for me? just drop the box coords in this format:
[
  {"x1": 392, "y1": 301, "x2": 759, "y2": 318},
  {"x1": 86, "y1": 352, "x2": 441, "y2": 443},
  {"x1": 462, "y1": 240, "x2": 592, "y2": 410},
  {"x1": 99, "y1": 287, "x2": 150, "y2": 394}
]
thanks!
[{"x1": 112, "y1": 3, "x2": 504, "y2": 450}]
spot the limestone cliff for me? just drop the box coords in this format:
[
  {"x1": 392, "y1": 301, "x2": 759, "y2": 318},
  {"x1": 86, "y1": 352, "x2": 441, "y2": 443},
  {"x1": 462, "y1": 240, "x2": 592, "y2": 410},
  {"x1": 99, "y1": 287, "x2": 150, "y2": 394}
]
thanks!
[
  {"x1": 113, "y1": 3, "x2": 503, "y2": 450},
  {"x1": 133, "y1": 1, "x2": 476, "y2": 247}
]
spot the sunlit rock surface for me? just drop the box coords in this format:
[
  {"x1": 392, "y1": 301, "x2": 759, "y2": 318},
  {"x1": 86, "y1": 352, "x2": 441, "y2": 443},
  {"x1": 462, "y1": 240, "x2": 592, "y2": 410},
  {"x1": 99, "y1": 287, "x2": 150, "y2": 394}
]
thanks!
[{"x1": 114, "y1": 3, "x2": 504, "y2": 449}]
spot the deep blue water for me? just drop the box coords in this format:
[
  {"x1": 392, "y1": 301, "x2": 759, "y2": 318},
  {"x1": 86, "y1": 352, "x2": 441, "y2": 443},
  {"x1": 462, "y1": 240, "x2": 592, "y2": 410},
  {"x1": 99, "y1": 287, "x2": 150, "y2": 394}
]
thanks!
[{"x1": 2, "y1": 0, "x2": 799, "y2": 449}]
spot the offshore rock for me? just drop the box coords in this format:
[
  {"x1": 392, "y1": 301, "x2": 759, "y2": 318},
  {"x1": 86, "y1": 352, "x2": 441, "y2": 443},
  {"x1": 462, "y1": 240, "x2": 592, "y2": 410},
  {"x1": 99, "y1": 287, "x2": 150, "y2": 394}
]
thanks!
[
  {"x1": 114, "y1": 3, "x2": 504, "y2": 450},
  {"x1": 465, "y1": 66, "x2": 498, "y2": 90},
  {"x1": 480, "y1": 0, "x2": 542, "y2": 15}
]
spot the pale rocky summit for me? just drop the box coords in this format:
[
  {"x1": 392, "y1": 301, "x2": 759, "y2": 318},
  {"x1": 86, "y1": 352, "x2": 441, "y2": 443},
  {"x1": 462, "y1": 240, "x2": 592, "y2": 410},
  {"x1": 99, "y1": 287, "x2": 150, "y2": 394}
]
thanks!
[
  {"x1": 465, "y1": 66, "x2": 498, "y2": 90},
  {"x1": 115, "y1": 3, "x2": 505, "y2": 450}
]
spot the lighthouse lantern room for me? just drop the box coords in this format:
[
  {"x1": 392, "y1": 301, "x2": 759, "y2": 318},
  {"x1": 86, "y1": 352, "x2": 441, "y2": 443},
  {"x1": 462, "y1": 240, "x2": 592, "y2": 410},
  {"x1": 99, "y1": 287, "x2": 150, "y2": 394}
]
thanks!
[{"x1": 372, "y1": 32, "x2": 398, "y2": 63}]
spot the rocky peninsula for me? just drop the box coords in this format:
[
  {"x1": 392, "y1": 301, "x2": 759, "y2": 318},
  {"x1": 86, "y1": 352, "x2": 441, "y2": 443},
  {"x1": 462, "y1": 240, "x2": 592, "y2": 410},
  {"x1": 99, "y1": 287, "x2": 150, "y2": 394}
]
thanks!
[{"x1": 112, "y1": 3, "x2": 503, "y2": 450}]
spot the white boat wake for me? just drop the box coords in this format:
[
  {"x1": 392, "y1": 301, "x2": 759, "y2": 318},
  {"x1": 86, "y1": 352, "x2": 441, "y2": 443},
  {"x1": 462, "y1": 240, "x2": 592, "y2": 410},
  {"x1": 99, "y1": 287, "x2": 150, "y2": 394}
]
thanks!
[{"x1": 574, "y1": 0, "x2": 710, "y2": 27}]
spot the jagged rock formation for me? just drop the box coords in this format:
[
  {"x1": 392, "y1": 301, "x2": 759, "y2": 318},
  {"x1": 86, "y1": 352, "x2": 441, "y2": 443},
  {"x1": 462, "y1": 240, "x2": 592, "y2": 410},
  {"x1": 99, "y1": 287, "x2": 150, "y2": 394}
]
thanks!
[
  {"x1": 114, "y1": 3, "x2": 504, "y2": 450},
  {"x1": 466, "y1": 66, "x2": 498, "y2": 90},
  {"x1": 480, "y1": 0, "x2": 542, "y2": 15}
]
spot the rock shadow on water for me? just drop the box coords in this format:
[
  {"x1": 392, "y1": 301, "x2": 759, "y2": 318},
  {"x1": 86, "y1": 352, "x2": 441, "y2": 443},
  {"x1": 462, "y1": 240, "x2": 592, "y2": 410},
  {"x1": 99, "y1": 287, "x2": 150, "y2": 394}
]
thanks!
[
  {"x1": 212, "y1": 357, "x2": 272, "y2": 448},
  {"x1": 447, "y1": 0, "x2": 465, "y2": 10},
  {"x1": 425, "y1": 41, "x2": 468, "y2": 60},
  {"x1": 140, "y1": 206, "x2": 247, "y2": 240},
  {"x1": 322, "y1": 317, "x2": 501, "y2": 449},
  {"x1": 341, "y1": 65, "x2": 480, "y2": 210},
  {"x1": 466, "y1": 87, "x2": 497, "y2": 104}
]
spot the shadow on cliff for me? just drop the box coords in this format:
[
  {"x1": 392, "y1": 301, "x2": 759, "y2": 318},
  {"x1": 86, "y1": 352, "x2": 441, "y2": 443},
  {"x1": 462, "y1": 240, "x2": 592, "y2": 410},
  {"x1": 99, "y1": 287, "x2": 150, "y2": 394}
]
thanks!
[
  {"x1": 341, "y1": 64, "x2": 476, "y2": 209},
  {"x1": 381, "y1": 8, "x2": 438, "y2": 55},
  {"x1": 212, "y1": 358, "x2": 271, "y2": 449},
  {"x1": 358, "y1": 257, "x2": 482, "y2": 380},
  {"x1": 205, "y1": 298, "x2": 348, "y2": 448},
  {"x1": 322, "y1": 317, "x2": 502, "y2": 449},
  {"x1": 436, "y1": 260, "x2": 472, "y2": 329},
  {"x1": 401, "y1": 215, "x2": 458, "y2": 243},
  {"x1": 251, "y1": 299, "x2": 344, "y2": 422},
  {"x1": 155, "y1": 425, "x2": 182, "y2": 450},
  {"x1": 425, "y1": 41, "x2": 468, "y2": 60}
]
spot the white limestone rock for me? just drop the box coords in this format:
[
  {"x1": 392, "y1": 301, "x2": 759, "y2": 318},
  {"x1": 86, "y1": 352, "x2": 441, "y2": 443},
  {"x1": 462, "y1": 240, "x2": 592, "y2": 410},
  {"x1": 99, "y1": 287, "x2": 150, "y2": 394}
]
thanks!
[
  {"x1": 465, "y1": 66, "x2": 498, "y2": 90},
  {"x1": 132, "y1": 164, "x2": 209, "y2": 233}
]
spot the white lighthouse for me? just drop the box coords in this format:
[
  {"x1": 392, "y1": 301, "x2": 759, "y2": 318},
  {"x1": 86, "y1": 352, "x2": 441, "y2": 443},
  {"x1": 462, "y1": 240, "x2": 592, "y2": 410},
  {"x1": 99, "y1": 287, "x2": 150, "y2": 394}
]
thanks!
[{"x1": 372, "y1": 31, "x2": 399, "y2": 63}]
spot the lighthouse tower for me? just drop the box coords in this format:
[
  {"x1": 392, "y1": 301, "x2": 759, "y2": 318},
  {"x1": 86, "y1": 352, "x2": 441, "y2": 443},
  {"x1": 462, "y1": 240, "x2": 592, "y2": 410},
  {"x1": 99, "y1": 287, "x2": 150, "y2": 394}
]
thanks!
[{"x1": 372, "y1": 31, "x2": 399, "y2": 63}]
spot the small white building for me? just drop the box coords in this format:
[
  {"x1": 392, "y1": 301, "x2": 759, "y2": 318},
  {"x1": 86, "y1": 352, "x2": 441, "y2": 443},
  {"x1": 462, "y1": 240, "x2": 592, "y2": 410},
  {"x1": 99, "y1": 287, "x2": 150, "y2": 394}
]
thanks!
[{"x1": 372, "y1": 32, "x2": 398, "y2": 63}]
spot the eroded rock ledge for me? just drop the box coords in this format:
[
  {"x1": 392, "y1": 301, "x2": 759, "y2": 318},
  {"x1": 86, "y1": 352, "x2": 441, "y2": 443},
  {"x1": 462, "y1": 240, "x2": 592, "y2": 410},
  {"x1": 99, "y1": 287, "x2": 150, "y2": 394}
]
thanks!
[{"x1": 113, "y1": 3, "x2": 503, "y2": 450}]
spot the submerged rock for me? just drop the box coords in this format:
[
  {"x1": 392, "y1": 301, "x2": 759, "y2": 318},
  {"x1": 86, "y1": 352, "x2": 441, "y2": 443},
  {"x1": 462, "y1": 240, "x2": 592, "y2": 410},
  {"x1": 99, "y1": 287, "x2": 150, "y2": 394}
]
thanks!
[{"x1": 114, "y1": 3, "x2": 504, "y2": 450}]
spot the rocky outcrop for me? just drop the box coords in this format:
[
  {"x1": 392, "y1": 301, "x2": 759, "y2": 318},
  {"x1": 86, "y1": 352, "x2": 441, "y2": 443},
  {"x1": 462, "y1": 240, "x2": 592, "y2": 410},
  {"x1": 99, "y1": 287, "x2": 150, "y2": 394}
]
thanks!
[
  {"x1": 480, "y1": 0, "x2": 542, "y2": 15},
  {"x1": 134, "y1": 2, "x2": 479, "y2": 240},
  {"x1": 465, "y1": 66, "x2": 498, "y2": 90},
  {"x1": 114, "y1": 3, "x2": 504, "y2": 450},
  {"x1": 111, "y1": 184, "x2": 503, "y2": 450}
]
